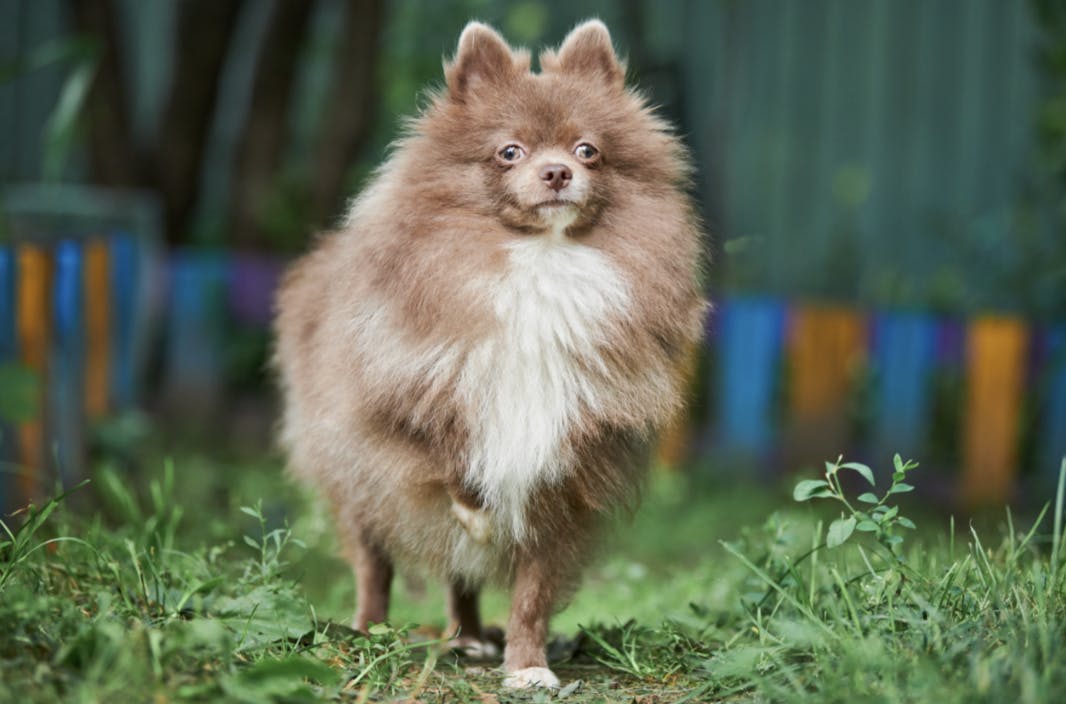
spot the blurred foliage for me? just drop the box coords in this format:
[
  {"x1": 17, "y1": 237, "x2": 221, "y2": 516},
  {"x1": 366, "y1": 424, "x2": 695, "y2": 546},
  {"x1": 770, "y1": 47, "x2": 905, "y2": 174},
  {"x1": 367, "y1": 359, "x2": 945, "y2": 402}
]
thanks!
[
  {"x1": 0, "y1": 362, "x2": 39, "y2": 423},
  {"x1": 1031, "y1": 0, "x2": 1066, "y2": 318},
  {"x1": 0, "y1": 33, "x2": 100, "y2": 193}
]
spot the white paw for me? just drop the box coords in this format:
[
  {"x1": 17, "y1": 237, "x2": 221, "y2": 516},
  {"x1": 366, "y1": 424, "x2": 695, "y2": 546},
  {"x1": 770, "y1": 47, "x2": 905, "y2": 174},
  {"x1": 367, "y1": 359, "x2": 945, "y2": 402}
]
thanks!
[
  {"x1": 503, "y1": 666, "x2": 561, "y2": 689},
  {"x1": 451, "y1": 501, "x2": 492, "y2": 544},
  {"x1": 450, "y1": 637, "x2": 501, "y2": 660}
]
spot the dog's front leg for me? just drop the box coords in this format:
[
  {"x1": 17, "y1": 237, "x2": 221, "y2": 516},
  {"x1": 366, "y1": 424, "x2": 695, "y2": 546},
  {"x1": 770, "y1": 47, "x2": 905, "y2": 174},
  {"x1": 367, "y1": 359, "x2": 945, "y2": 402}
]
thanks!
[{"x1": 502, "y1": 552, "x2": 561, "y2": 689}]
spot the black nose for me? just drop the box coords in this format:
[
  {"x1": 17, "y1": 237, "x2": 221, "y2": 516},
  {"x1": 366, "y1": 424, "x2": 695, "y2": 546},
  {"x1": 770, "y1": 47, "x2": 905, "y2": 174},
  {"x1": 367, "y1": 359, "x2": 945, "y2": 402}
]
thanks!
[{"x1": 539, "y1": 164, "x2": 573, "y2": 192}]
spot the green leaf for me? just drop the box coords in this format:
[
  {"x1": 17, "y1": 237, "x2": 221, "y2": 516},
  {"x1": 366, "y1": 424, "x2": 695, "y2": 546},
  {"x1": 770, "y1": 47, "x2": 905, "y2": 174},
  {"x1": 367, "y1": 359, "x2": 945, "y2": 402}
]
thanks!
[
  {"x1": 856, "y1": 520, "x2": 879, "y2": 532},
  {"x1": 893, "y1": 453, "x2": 904, "y2": 473},
  {"x1": 893, "y1": 471, "x2": 905, "y2": 482},
  {"x1": 841, "y1": 462, "x2": 875, "y2": 486},
  {"x1": 826, "y1": 516, "x2": 857, "y2": 548},
  {"x1": 793, "y1": 479, "x2": 832, "y2": 502},
  {"x1": 857, "y1": 492, "x2": 879, "y2": 504},
  {"x1": 889, "y1": 483, "x2": 915, "y2": 494},
  {"x1": 221, "y1": 655, "x2": 340, "y2": 702},
  {"x1": 43, "y1": 61, "x2": 96, "y2": 180},
  {"x1": 897, "y1": 517, "x2": 917, "y2": 530}
]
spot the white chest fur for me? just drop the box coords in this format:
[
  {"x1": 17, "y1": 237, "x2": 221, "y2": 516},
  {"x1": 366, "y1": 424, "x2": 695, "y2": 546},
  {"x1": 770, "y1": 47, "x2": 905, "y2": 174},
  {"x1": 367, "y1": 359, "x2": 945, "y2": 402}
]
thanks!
[{"x1": 460, "y1": 233, "x2": 631, "y2": 540}]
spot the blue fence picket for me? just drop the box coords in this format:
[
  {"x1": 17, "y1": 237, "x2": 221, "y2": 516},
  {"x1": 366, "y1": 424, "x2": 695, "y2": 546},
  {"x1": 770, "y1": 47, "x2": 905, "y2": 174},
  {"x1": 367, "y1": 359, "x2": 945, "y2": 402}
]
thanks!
[
  {"x1": 50, "y1": 240, "x2": 85, "y2": 487},
  {"x1": 164, "y1": 249, "x2": 227, "y2": 408},
  {"x1": 0, "y1": 245, "x2": 14, "y2": 362},
  {"x1": 1041, "y1": 327, "x2": 1066, "y2": 485},
  {"x1": 714, "y1": 296, "x2": 786, "y2": 460},
  {"x1": 109, "y1": 233, "x2": 139, "y2": 408},
  {"x1": 872, "y1": 312, "x2": 938, "y2": 459},
  {"x1": 0, "y1": 244, "x2": 15, "y2": 509}
]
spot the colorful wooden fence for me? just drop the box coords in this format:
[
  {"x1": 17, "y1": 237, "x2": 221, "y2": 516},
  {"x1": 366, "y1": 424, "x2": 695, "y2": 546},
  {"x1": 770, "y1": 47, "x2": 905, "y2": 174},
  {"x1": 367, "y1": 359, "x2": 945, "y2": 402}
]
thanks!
[
  {"x1": 3, "y1": 245, "x2": 1065, "y2": 512},
  {"x1": 0, "y1": 234, "x2": 150, "y2": 508},
  {"x1": 710, "y1": 297, "x2": 1066, "y2": 505},
  {"x1": 0, "y1": 236, "x2": 288, "y2": 512}
]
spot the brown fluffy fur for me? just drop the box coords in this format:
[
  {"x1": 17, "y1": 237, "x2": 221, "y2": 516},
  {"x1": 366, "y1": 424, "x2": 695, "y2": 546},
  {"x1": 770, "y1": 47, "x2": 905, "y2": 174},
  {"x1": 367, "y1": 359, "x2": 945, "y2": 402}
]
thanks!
[{"x1": 273, "y1": 19, "x2": 707, "y2": 688}]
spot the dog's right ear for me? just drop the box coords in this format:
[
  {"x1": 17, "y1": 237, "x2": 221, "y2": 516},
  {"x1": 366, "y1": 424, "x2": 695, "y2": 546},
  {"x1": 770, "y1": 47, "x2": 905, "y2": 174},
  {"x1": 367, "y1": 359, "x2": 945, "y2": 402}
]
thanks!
[{"x1": 445, "y1": 22, "x2": 518, "y2": 102}]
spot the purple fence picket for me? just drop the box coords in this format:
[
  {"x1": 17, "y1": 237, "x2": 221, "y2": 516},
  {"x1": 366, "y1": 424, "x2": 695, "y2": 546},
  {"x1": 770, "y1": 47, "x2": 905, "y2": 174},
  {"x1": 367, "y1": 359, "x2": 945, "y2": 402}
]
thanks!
[
  {"x1": 229, "y1": 253, "x2": 285, "y2": 327},
  {"x1": 872, "y1": 312, "x2": 938, "y2": 459},
  {"x1": 714, "y1": 296, "x2": 785, "y2": 460}
]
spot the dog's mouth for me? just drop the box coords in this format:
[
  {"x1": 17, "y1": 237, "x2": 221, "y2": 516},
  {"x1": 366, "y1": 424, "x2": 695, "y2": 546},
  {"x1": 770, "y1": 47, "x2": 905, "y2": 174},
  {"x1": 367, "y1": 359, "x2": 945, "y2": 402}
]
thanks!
[{"x1": 532, "y1": 199, "x2": 578, "y2": 210}]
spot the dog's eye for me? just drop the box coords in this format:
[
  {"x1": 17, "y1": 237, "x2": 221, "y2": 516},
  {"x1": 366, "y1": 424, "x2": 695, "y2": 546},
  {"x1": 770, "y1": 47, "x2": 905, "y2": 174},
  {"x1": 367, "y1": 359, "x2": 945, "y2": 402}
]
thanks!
[
  {"x1": 497, "y1": 145, "x2": 525, "y2": 162},
  {"x1": 574, "y1": 143, "x2": 599, "y2": 161}
]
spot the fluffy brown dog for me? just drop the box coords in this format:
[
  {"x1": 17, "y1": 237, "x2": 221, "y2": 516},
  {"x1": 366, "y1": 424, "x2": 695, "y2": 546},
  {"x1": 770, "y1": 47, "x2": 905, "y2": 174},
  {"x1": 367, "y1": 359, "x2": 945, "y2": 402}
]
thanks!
[{"x1": 273, "y1": 19, "x2": 706, "y2": 689}]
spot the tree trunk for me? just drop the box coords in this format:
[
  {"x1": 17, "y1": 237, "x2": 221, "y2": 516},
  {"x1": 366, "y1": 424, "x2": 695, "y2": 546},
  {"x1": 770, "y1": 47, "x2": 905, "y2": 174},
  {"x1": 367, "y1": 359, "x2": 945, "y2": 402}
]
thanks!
[
  {"x1": 70, "y1": 0, "x2": 138, "y2": 187},
  {"x1": 309, "y1": 0, "x2": 384, "y2": 229},
  {"x1": 156, "y1": 0, "x2": 244, "y2": 244},
  {"x1": 229, "y1": 0, "x2": 313, "y2": 249}
]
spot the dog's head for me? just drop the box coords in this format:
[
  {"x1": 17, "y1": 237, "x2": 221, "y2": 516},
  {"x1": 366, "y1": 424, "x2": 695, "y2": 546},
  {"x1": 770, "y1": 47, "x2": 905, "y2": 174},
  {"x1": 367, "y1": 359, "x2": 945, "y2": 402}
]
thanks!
[{"x1": 414, "y1": 20, "x2": 689, "y2": 236}]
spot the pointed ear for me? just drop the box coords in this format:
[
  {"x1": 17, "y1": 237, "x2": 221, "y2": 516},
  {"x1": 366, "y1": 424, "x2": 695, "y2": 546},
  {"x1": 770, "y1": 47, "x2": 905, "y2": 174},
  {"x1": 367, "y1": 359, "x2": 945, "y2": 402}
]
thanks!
[
  {"x1": 445, "y1": 22, "x2": 516, "y2": 101},
  {"x1": 548, "y1": 19, "x2": 624, "y2": 88}
]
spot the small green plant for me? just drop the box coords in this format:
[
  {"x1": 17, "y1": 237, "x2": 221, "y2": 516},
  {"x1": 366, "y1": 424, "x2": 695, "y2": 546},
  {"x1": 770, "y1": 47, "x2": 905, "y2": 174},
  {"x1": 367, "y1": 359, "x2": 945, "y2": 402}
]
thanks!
[
  {"x1": 0, "y1": 479, "x2": 91, "y2": 591},
  {"x1": 792, "y1": 453, "x2": 919, "y2": 557},
  {"x1": 239, "y1": 500, "x2": 306, "y2": 584}
]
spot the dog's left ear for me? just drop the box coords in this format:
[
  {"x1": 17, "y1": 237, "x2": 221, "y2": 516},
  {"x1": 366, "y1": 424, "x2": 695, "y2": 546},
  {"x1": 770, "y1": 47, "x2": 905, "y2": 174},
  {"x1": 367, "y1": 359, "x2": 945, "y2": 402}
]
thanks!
[{"x1": 543, "y1": 20, "x2": 624, "y2": 89}]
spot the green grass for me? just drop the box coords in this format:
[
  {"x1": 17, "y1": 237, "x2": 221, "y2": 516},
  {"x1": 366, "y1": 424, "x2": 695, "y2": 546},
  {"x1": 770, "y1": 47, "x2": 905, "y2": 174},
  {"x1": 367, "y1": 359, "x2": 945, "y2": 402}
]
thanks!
[{"x1": 2, "y1": 452, "x2": 1064, "y2": 703}]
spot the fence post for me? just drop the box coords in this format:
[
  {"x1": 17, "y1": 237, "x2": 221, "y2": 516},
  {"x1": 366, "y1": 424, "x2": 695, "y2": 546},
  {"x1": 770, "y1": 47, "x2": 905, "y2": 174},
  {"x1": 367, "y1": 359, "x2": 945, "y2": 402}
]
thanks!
[
  {"x1": 163, "y1": 249, "x2": 228, "y2": 416},
  {"x1": 786, "y1": 303, "x2": 868, "y2": 469},
  {"x1": 962, "y1": 316, "x2": 1028, "y2": 506},
  {"x1": 50, "y1": 240, "x2": 86, "y2": 488},
  {"x1": 0, "y1": 245, "x2": 15, "y2": 510},
  {"x1": 714, "y1": 296, "x2": 785, "y2": 467},
  {"x1": 872, "y1": 312, "x2": 937, "y2": 461},
  {"x1": 83, "y1": 238, "x2": 111, "y2": 419},
  {"x1": 1041, "y1": 327, "x2": 1066, "y2": 487},
  {"x1": 229, "y1": 252, "x2": 285, "y2": 327},
  {"x1": 16, "y1": 244, "x2": 51, "y2": 504},
  {"x1": 109, "y1": 233, "x2": 140, "y2": 409}
]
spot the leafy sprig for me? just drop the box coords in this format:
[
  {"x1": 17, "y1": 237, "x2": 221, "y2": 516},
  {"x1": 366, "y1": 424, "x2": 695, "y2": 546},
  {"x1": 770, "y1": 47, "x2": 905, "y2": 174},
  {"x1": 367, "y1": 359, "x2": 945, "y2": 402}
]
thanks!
[{"x1": 793, "y1": 454, "x2": 919, "y2": 556}]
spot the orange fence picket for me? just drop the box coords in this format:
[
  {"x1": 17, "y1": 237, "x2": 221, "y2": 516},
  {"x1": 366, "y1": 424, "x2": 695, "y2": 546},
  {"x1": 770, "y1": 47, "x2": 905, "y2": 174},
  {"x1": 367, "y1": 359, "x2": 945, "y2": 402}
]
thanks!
[
  {"x1": 786, "y1": 305, "x2": 868, "y2": 466},
  {"x1": 16, "y1": 245, "x2": 51, "y2": 503},
  {"x1": 962, "y1": 316, "x2": 1029, "y2": 506},
  {"x1": 83, "y1": 239, "x2": 111, "y2": 419}
]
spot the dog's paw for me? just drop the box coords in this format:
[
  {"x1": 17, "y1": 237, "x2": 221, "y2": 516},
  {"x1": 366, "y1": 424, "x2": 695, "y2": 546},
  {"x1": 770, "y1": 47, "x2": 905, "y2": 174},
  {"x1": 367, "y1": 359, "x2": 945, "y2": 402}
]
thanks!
[
  {"x1": 448, "y1": 636, "x2": 501, "y2": 660},
  {"x1": 451, "y1": 501, "x2": 492, "y2": 543},
  {"x1": 502, "y1": 666, "x2": 560, "y2": 689}
]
